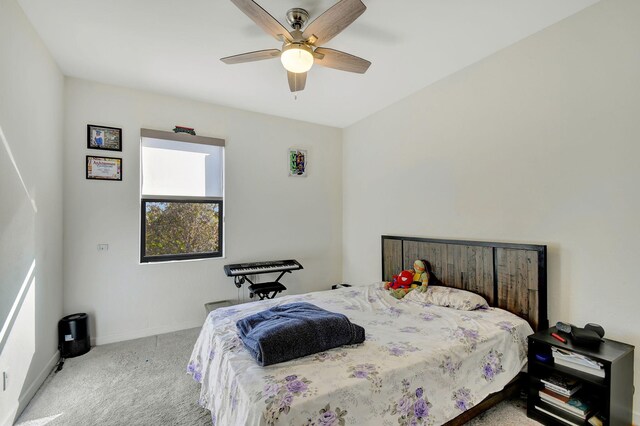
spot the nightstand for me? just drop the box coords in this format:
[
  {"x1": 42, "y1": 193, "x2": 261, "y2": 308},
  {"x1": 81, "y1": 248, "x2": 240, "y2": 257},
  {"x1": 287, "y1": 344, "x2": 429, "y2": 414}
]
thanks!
[
  {"x1": 331, "y1": 283, "x2": 352, "y2": 290},
  {"x1": 527, "y1": 327, "x2": 634, "y2": 426}
]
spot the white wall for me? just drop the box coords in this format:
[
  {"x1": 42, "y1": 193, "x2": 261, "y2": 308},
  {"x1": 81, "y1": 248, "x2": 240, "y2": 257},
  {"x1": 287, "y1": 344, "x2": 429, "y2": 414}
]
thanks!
[
  {"x1": 0, "y1": 0, "x2": 64, "y2": 424},
  {"x1": 63, "y1": 78, "x2": 342, "y2": 345},
  {"x1": 343, "y1": 0, "x2": 640, "y2": 420}
]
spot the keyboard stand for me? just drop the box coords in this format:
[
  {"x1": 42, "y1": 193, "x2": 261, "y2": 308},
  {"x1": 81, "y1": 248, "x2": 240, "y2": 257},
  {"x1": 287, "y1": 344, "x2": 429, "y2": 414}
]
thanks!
[
  {"x1": 243, "y1": 271, "x2": 289, "y2": 300},
  {"x1": 248, "y1": 282, "x2": 287, "y2": 300}
]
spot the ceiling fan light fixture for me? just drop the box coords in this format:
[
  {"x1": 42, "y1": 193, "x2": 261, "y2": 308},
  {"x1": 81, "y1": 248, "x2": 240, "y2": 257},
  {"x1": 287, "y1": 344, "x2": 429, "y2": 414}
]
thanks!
[{"x1": 280, "y1": 43, "x2": 314, "y2": 73}]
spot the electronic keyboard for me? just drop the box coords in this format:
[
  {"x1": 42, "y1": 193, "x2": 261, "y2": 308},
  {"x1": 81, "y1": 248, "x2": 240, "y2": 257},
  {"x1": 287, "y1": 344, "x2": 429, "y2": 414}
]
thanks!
[
  {"x1": 223, "y1": 259, "x2": 303, "y2": 300},
  {"x1": 224, "y1": 259, "x2": 303, "y2": 276}
]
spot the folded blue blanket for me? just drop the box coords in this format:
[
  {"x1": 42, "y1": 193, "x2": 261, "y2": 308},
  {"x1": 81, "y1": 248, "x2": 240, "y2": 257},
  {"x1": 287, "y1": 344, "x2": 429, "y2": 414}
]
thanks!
[{"x1": 236, "y1": 302, "x2": 365, "y2": 366}]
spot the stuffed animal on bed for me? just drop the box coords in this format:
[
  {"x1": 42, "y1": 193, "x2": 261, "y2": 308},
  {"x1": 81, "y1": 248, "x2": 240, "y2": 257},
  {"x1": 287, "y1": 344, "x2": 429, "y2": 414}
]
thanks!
[
  {"x1": 389, "y1": 287, "x2": 412, "y2": 299},
  {"x1": 386, "y1": 270, "x2": 414, "y2": 299},
  {"x1": 384, "y1": 260, "x2": 431, "y2": 299},
  {"x1": 412, "y1": 260, "x2": 430, "y2": 292},
  {"x1": 390, "y1": 270, "x2": 414, "y2": 290}
]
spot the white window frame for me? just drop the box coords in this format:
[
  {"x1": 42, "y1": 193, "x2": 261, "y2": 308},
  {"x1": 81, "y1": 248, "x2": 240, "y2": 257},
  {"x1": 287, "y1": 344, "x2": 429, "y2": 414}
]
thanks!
[{"x1": 140, "y1": 128, "x2": 225, "y2": 263}]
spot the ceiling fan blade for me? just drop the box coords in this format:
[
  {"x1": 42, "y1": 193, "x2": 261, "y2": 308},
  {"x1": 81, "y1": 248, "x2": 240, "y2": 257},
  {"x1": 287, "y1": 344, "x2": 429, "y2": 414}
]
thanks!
[
  {"x1": 302, "y1": 0, "x2": 366, "y2": 46},
  {"x1": 221, "y1": 49, "x2": 281, "y2": 64},
  {"x1": 314, "y1": 48, "x2": 371, "y2": 73},
  {"x1": 230, "y1": 0, "x2": 293, "y2": 42},
  {"x1": 287, "y1": 71, "x2": 307, "y2": 92}
]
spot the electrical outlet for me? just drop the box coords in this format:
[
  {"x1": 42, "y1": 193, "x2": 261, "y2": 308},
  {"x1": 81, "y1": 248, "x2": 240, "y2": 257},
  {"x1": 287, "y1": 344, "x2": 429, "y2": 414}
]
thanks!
[
  {"x1": 97, "y1": 244, "x2": 109, "y2": 251},
  {"x1": 3, "y1": 371, "x2": 7, "y2": 391}
]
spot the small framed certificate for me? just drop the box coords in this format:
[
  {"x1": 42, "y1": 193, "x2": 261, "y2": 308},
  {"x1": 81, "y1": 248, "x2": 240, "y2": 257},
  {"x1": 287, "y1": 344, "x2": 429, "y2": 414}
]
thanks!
[{"x1": 86, "y1": 156, "x2": 122, "y2": 181}]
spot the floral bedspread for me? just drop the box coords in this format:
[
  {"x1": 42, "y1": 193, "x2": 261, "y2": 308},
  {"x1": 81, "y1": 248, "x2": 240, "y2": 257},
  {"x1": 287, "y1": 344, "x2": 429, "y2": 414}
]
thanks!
[{"x1": 188, "y1": 283, "x2": 533, "y2": 426}]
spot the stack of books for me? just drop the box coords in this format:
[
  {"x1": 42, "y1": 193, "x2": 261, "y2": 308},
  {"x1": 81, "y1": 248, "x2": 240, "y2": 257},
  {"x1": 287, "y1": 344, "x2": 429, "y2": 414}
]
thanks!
[
  {"x1": 539, "y1": 388, "x2": 595, "y2": 418},
  {"x1": 552, "y1": 347, "x2": 605, "y2": 378},
  {"x1": 540, "y1": 373, "x2": 582, "y2": 397},
  {"x1": 535, "y1": 373, "x2": 597, "y2": 424}
]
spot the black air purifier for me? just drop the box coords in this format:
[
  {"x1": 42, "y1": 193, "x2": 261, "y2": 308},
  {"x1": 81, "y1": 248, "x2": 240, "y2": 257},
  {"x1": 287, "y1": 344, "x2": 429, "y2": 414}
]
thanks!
[{"x1": 58, "y1": 313, "x2": 91, "y2": 358}]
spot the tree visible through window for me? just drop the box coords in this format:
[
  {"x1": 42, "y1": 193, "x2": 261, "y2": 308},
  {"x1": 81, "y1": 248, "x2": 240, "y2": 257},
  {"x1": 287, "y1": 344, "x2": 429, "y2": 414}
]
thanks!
[
  {"x1": 140, "y1": 129, "x2": 224, "y2": 263},
  {"x1": 144, "y1": 201, "x2": 221, "y2": 257}
]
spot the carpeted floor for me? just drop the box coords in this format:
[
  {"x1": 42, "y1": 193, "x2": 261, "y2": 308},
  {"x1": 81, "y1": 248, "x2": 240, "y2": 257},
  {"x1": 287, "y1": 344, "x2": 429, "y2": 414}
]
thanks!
[
  {"x1": 17, "y1": 328, "x2": 542, "y2": 426},
  {"x1": 17, "y1": 328, "x2": 210, "y2": 426}
]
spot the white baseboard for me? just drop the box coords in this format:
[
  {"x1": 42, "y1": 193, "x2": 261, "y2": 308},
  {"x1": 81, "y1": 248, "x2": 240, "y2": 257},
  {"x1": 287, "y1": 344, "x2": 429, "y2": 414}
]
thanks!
[
  {"x1": 0, "y1": 350, "x2": 60, "y2": 426},
  {"x1": 633, "y1": 410, "x2": 639, "y2": 426},
  {"x1": 94, "y1": 320, "x2": 203, "y2": 346}
]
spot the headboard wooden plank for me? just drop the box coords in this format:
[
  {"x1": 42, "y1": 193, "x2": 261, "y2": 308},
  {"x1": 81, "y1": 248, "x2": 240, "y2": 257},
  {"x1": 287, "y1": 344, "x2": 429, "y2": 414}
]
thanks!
[
  {"x1": 497, "y1": 249, "x2": 523, "y2": 317},
  {"x1": 382, "y1": 238, "x2": 402, "y2": 282},
  {"x1": 526, "y1": 251, "x2": 540, "y2": 330},
  {"x1": 382, "y1": 235, "x2": 548, "y2": 331},
  {"x1": 496, "y1": 248, "x2": 543, "y2": 330}
]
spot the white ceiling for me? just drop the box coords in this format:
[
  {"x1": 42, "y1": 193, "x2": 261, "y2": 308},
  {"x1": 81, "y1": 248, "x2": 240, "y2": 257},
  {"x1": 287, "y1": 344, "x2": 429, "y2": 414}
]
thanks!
[{"x1": 18, "y1": 0, "x2": 599, "y2": 128}]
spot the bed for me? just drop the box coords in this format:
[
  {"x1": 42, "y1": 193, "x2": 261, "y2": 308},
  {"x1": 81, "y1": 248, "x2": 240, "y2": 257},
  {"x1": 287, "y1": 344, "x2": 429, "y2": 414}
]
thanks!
[{"x1": 189, "y1": 236, "x2": 547, "y2": 425}]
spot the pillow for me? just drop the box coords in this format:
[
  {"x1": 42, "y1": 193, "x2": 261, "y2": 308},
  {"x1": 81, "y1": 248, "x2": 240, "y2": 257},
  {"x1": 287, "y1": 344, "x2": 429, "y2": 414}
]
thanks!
[{"x1": 404, "y1": 285, "x2": 489, "y2": 311}]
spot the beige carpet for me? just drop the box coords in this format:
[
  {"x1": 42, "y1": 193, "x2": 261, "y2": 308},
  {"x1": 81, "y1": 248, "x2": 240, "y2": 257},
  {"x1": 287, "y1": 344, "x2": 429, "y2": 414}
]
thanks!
[
  {"x1": 466, "y1": 394, "x2": 542, "y2": 426},
  {"x1": 17, "y1": 328, "x2": 210, "y2": 426},
  {"x1": 17, "y1": 328, "x2": 542, "y2": 426}
]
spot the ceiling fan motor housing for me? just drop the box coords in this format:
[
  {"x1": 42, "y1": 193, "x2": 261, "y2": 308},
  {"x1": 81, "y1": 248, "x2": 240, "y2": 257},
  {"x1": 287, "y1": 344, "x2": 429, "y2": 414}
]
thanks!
[{"x1": 286, "y1": 8, "x2": 309, "y2": 30}]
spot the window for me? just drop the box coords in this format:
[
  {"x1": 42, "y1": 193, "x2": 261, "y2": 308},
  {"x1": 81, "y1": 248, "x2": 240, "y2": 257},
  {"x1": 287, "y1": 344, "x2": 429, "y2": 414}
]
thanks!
[{"x1": 140, "y1": 129, "x2": 224, "y2": 263}]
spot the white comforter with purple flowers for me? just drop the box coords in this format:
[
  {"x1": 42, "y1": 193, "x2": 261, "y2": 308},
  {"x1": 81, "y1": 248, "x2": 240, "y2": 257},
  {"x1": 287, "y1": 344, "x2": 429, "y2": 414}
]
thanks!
[{"x1": 188, "y1": 283, "x2": 533, "y2": 426}]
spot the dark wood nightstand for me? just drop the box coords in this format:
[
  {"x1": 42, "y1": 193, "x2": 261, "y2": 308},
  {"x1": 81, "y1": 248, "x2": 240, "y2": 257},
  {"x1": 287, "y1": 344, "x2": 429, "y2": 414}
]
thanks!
[
  {"x1": 331, "y1": 284, "x2": 352, "y2": 290},
  {"x1": 527, "y1": 327, "x2": 634, "y2": 426}
]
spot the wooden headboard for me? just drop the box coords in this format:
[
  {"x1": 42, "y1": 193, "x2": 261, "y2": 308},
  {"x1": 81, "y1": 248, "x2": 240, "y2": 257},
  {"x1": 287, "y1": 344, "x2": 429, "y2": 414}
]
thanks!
[{"x1": 382, "y1": 235, "x2": 548, "y2": 331}]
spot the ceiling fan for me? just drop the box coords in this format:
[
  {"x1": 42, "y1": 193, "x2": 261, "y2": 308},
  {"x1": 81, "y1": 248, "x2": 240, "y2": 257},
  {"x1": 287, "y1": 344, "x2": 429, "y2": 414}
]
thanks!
[{"x1": 221, "y1": 0, "x2": 371, "y2": 93}]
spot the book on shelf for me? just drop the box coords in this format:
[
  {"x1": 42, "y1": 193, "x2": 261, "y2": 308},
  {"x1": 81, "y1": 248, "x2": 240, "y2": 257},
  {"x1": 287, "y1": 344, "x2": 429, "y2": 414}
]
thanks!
[
  {"x1": 534, "y1": 405, "x2": 581, "y2": 426},
  {"x1": 540, "y1": 373, "x2": 582, "y2": 396},
  {"x1": 566, "y1": 393, "x2": 595, "y2": 417},
  {"x1": 539, "y1": 387, "x2": 570, "y2": 403},
  {"x1": 539, "y1": 389, "x2": 595, "y2": 419},
  {"x1": 555, "y1": 358, "x2": 606, "y2": 378},
  {"x1": 587, "y1": 412, "x2": 606, "y2": 426}
]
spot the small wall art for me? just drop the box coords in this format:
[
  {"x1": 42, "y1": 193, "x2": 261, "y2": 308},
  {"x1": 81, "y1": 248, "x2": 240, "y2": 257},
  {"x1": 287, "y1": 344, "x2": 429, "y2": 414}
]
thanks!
[
  {"x1": 86, "y1": 155, "x2": 122, "y2": 181},
  {"x1": 288, "y1": 148, "x2": 307, "y2": 177},
  {"x1": 87, "y1": 124, "x2": 122, "y2": 151}
]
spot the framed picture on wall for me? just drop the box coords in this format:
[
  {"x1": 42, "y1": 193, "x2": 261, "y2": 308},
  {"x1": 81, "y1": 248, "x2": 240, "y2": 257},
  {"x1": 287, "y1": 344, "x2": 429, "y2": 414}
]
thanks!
[
  {"x1": 86, "y1": 155, "x2": 122, "y2": 181},
  {"x1": 87, "y1": 124, "x2": 122, "y2": 151},
  {"x1": 288, "y1": 148, "x2": 307, "y2": 177}
]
